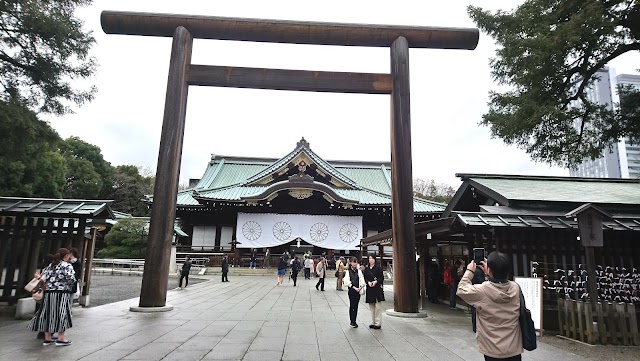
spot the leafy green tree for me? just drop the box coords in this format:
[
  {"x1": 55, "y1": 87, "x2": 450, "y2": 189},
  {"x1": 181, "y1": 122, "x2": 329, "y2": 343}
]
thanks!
[
  {"x1": 0, "y1": 100, "x2": 66, "y2": 197},
  {"x1": 98, "y1": 218, "x2": 148, "y2": 259},
  {"x1": 0, "y1": 0, "x2": 97, "y2": 114},
  {"x1": 60, "y1": 136, "x2": 113, "y2": 198},
  {"x1": 108, "y1": 165, "x2": 153, "y2": 216},
  {"x1": 468, "y1": 0, "x2": 640, "y2": 167}
]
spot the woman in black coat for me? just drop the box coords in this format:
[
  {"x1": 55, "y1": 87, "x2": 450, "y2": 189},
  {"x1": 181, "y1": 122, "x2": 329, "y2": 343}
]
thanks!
[{"x1": 363, "y1": 255, "x2": 384, "y2": 329}]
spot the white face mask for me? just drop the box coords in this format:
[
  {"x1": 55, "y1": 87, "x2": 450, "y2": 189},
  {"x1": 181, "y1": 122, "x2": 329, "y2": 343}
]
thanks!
[{"x1": 69, "y1": 258, "x2": 77, "y2": 263}]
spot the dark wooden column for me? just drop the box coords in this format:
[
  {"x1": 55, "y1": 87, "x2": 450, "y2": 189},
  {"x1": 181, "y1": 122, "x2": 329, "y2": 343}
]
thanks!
[
  {"x1": 81, "y1": 228, "x2": 98, "y2": 302},
  {"x1": 390, "y1": 36, "x2": 419, "y2": 313},
  {"x1": 139, "y1": 26, "x2": 193, "y2": 308},
  {"x1": 418, "y1": 246, "x2": 428, "y2": 310}
]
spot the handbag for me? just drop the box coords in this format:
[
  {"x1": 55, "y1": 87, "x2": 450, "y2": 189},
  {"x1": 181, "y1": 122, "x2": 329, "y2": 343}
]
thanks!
[
  {"x1": 24, "y1": 278, "x2": 41, "y2": 293},
  {"x1": 518, "y1": 285, "x2": 537, "y2": 351},
  {"x1": 32, "y1": 289, "x2": 44, "y2": 303},
  {"x1": 335, "y1": 270, "x2": 340, "y2": 278}
]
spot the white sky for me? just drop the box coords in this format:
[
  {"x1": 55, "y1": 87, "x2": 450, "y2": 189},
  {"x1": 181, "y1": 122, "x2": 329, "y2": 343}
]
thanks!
[{"x1": 45, "y1": 0, "x2": 640, "y2": 187}]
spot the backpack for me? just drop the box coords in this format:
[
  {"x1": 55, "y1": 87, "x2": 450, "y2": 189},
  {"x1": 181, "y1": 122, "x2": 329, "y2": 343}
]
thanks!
[{"x1": 443, "y1": 267, "x2": 453, "y2": 286}]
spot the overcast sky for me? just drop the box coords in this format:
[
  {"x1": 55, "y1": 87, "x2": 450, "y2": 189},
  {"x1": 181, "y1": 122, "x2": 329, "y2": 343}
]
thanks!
[{"x1": 45, "y1": 0, "x2": 640, "y2": 187}]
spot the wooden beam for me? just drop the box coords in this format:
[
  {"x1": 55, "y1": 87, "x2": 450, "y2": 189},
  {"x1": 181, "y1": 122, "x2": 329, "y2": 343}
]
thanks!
[
  {"x1": 390, "y1": 36, "x2": 419, "y2": 313},
  {"x1": 188, "y1": 65, "x2": 392, "y2": 94},
  {"x1": 101, "y1": 11, "x2": 479, "y2": 50},
  {"x1": 139, "y1": 26, "x2": 193, "y2": 308}
]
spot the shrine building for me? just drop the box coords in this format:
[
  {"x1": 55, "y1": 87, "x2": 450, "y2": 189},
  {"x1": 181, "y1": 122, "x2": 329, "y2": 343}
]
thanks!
[{"x1": 168, "y1": 138, "x2": 444, "y2": 265}]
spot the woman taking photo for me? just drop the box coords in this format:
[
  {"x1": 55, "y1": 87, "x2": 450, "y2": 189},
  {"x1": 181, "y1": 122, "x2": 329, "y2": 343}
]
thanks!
[
  {"x1": 343, "y1": 257, "x2": 365, "y2": 328},
  {"x1": 28, "y1": 248, "x2": 76, "y2": 346},
  {"x1": 363, "y1": 255, "x2": 385, "y2": 329}
]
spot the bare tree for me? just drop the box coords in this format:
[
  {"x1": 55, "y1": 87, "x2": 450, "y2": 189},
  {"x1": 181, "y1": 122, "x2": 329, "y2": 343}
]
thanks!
[{"x1": 413, "y1": 178, "x2": 456, "y2": 204}]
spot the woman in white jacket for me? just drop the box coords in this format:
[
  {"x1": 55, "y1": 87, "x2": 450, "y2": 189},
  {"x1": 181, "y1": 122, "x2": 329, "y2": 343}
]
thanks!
[{"x1": 343, "y1": 257, "x2": 366, "y2": 328}]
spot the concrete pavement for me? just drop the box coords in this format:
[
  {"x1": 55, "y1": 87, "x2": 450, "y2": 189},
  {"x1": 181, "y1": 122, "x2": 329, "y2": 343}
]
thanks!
[{"x1": 0, "y1": 275, "x2": 582, "y2": 361}]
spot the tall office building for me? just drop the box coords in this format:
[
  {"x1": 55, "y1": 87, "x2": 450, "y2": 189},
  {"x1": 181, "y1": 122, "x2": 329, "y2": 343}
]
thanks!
[
  {"x1": 568, "y1": 70, "x2": 640, "y2": 178},
  {"x1": 616, "y1": 74, "x2": 640, "y2": 179}
]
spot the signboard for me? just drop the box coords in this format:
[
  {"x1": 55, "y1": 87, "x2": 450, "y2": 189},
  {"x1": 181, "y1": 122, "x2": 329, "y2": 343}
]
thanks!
[
  {"x1": 577, "y1": 209, "x2": 603, "y2": 247},
  {"x1": 514, "y1": 277, "x2": 543, "y2": 336}
]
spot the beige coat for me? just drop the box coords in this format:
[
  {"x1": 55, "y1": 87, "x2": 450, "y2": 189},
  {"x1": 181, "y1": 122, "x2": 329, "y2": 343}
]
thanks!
[
  {"x1": 316, "y1": 261, "x2": 326, "y2": 278},
  {"x1": 337, "y1": 261, "x2": 348, "y2": 277},
  {"x1": 457, "y1": 270, "x2": 522, "y2": 358}
]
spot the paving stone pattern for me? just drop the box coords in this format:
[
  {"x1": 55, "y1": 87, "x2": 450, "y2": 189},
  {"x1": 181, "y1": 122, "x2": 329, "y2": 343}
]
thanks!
[{"x1": 0, "y1": 276, "x2": 583, "y2": 361}]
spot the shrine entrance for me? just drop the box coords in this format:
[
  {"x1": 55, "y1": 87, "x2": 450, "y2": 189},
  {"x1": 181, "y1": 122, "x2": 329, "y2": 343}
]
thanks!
[{"x1": 101, "y1": 11, "x2": 478, "y2": 314}]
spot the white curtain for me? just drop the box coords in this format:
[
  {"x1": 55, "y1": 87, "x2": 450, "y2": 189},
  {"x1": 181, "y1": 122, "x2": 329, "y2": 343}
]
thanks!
[
  {"x1": 192, "y1": 226, "x2": 216, "y2": 250},
  {"x1": 236, "y1": 213, "x2": 363, "y2": 250}
]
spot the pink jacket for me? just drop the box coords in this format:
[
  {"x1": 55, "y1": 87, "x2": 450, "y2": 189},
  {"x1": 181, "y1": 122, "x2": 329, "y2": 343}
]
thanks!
[{"x1": 457, "y1": 270, "x2": 523, "y2": 358}]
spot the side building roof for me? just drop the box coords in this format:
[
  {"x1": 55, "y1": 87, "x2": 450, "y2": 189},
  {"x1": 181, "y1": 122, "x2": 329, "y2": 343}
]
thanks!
[{"x1": 444, "y1": 173, "x2": 640, "y2": 217}]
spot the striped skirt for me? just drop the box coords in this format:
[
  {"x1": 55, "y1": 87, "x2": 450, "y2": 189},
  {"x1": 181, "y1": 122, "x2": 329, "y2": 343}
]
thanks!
[{"x1": 27, "y1": 291, "x2": 73, "y2": 333}]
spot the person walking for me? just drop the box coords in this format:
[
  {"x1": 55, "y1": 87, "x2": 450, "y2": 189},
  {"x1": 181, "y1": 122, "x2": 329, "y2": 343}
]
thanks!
[
  {"x1": 457, "y1": 252, "x2": 522, "y2": 361},
  {"x1": 363, "y1": 255, "x2": 384, "y2": 329},
  {"x1": 179, "y1": 255, "x2": 192, "y2": 288},
  {"x1": 250, "y1": 249, "x2": 257, "y2": 269},
  {"x1": 28, "y1": 248, "x2": 76, "y2": 346},
  {"x1": 315, "y1": 257, "x2": 326, "y2": 291},
  {"x1": 427, "y1": 259, "x2": 441, "y2": 304},
  {"x1": 276, "y1": 256, "x2": 287, "y2": 285},
  {"x1": 449, "y1": 260, "x2": 463, "y2": 309},
  {"x1": 304, "y1": 256, "x2": 313, "y2": 280},
  {"x1": 336, "y1": 257, "x2": 347, "y2": 291},
  {"x1": 313, "y1": 257, "x2": 319, "y2": 278},
  {"x1": 35, "y1": 254, "x2": 54, "y2": 340},
  {"x1": 221, "y1": 254, "x2": 229, "y2": 282},
  {"x1": 344, "y1": 257, "x2": 365, "y2": 328},
  {"x1": 291, "y1": 256, "x2": 300, "y2": 286},
  {"x1": 264, "y1": 248, "x2": 270, "y2": 268}
]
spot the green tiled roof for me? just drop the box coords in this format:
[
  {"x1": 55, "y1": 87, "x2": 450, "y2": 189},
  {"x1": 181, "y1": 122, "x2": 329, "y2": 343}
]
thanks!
[
  {"x1": 461, "y1": 174, "x2": 640, "y2": 205},
  {"x1": 244, "y1": 138, "x2": 360, "y2": 188},
  {"x1": 175, "y1": 139, "x2": 445, "y2": 214}
]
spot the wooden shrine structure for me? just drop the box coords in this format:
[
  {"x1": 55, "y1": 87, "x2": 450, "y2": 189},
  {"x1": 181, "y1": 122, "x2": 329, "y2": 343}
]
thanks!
[
  {"x1": 101, "y1": 11, "x2": 479, "y2": 313},
  {"x1": 0, "y1": 197, "x2": 114, "y2": 305},
  {"x1": 362, "y1": 174, "x2": 640, "y2": 329}
]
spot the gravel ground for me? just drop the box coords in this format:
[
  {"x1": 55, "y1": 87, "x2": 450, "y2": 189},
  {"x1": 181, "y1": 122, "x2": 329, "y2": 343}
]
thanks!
[
  {"x1": 540, "y1": 334, "x2": 640, "y2": 361},
  {"x1": 86, "y1": 275, "x2": 207, "y2": 307}
]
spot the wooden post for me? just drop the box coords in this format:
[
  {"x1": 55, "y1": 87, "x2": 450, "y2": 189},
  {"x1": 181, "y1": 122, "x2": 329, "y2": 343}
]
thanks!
[
  {"x1": 139, "y1": 26, "x2": 193, "y2": 308},
  {"x1": 584, "y1": 246, "x2": 599, "y2": 307},
  {"x1": 80, "y1": 227, "x2": 97, "y2": 306},
  {"x1": 558, "y1": 299, "x2": 566, "y2": 336},
  {"x1": 585, "y1": 301, "x2": 594, "y2": 344},
  {"x1": 390, "y1": 36, "x2": 418, "y2": 313},
  {"x1": 576, "y1": 301, "x2": 586, "y2": 342},
  {"x1": 418, "y1": 246, "x2": 428, "y2": 310}
]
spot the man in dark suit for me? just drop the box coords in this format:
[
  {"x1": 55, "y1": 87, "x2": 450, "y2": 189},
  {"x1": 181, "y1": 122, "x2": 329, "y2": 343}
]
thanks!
[{"x1": 222, "y1": 254, "x2": 229, "y2": 282}]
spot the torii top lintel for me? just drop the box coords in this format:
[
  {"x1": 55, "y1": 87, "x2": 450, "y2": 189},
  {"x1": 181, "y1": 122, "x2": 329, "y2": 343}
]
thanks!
[{"x1": 101, "y1": 11, "x2": 479, "y2": 50}]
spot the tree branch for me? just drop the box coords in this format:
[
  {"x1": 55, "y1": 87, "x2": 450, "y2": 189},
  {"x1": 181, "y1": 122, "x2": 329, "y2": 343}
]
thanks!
[
  {"x1": 563, "y1": 42, "x2": 640, "y2": 107},
  {"x1": 0, "y1": 50, "x2": 35, "y2": 73}
]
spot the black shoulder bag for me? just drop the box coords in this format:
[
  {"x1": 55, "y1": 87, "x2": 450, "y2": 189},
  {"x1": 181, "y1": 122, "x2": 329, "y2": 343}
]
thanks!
[{"x1": 518, "y1": 284, "x2": 537, "y2": 351}]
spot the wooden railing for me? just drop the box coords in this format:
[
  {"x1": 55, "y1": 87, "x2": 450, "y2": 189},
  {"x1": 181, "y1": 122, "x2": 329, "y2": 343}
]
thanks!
[{"x1": 558, "y1": 299, "x2": 639, "y2": 345}]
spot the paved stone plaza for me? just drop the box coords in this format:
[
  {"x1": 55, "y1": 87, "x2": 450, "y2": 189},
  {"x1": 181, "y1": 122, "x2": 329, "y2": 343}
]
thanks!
[{"x1": 0, "y1": 276, "x2": 582, "y2": 361}]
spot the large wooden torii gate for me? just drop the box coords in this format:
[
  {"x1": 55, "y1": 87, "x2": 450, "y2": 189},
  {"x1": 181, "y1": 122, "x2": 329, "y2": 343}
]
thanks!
[{"x1": 101, "y1": 11, "x2": 478, "y2": 313}]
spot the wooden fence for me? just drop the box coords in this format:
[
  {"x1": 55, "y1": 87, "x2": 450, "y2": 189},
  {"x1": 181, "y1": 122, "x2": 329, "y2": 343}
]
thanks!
[{"x1": 558, "y1": 299, "x2": 640, "y2": 345}]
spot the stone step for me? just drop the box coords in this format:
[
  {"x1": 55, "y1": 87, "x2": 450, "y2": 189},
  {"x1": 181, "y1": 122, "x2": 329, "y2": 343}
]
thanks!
[{"x1": 0, "y1": 303, "x2": 16, "y2": 318}]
